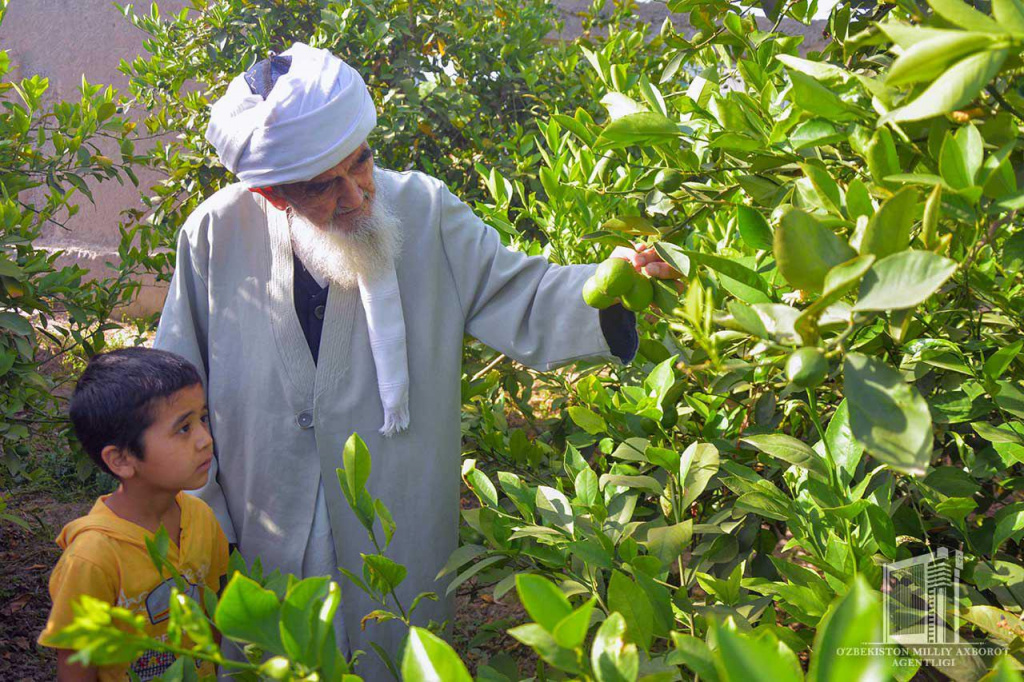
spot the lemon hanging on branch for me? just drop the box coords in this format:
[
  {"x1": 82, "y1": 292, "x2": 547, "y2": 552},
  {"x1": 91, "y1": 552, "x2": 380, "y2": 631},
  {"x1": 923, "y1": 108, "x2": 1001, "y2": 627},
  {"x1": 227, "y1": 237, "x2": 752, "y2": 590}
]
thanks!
[{"x1": 786, "y1": 347, "x2": 828, "y2": 388}]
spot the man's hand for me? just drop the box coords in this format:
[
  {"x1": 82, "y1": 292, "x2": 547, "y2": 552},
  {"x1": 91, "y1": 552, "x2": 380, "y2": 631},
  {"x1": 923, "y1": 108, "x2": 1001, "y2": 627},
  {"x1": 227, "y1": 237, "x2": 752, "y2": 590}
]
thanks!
[{"x1": 610, "y1": 244, "x2": 683, "y2": 281}]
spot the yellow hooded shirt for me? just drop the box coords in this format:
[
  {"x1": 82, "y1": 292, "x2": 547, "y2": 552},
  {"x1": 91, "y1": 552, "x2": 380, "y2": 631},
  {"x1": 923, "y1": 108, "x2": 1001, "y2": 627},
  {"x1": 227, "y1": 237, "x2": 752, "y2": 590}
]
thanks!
[{"x1": 38, "y1": 492, "x2": 229, "y2": 680}]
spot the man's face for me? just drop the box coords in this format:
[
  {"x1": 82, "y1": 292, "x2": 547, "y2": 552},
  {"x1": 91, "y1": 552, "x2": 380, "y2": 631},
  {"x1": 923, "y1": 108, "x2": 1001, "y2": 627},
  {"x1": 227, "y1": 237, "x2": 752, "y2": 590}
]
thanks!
[{"x1": 278, "y1": 144, "x2": 376, "y2": 232}]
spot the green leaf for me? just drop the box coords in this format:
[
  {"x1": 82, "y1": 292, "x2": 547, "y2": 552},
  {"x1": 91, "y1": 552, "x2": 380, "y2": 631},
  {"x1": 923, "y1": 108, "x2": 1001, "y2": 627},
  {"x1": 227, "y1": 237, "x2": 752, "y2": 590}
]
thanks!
[
  {"x1": 742, "y1": 434, "x2": 828, "y2": 476},
  {"x1": 713, "y1": 625, "x2": 802, "y2": 682},
  {"x1": 575, "y1": 467, "x2": 600, "y2": 507},
  {"x1": 553, "y1": 597, "x2": 597, "y2": 650},
  {"x1": 928, "y1": 0, "x2": 1001, "y2": 32},
  {"x1": 0, "y1": 256, "x2": 23, "y2": 278},
  {"x1": 854, "y1": 250, "x2": 958, "y2": 311},
  {"x1": 846, "y1": 179, "x2": 874, "y2": 221},
  {"x1": 808, "y1": 576, "x2": 891, "y2": 682},
  {"x1": 680, "y1": 442, "x2": 720, "y2": 508},
  {"x1": 642, "y1": 520, "x2": 693, "y2": 568},
  {"x1": 516, "y1": 574, "x2": 572, "y2": 633},
  {"x1": 736, "y1": 205, "x2": 774, "y2": 251},
  {"x1": 993, "y1": 0, "x2": 1024, "y2": 34},
  {"x1": 401, "y1": 626, "x2": 473, "y2": 682},
  {"x1": 607, "y1": 571, "x2": 654, "y2": 652},
  {"x1": 280, "y1": 577, "x2": 330, "y2": 666},
  {"x1": 362, "y1": 554, "x2": 407, "y2": 594},
  {"x1": 0, "y1": 312, "x2": 33, "y2": 336},
  {"x1": 510, "y1": 623, "x2": 583, "y2": 673},
  {"x1": 342, "y1": 433, "x2": 371, "y2": 496},
  {"x1": 859, "y1": 187, "x2": 918, "y2": 259},
  {"x1": 844, "y1": 353, "x2": 933, "y2": 475},
  {"x1": 866, "y1": 504, "x2": 898, "y2": 559},
  {"x1": 602, "y1": 216, "x2": 659, "y2": 236},
  {"x1": 735, "y1": 490, "x2": 792, "y2": 520},
  {"x1": 658, "y1": 243, "x2": 771, "y2": 297},
  {"x1": 824, "y1": 399, "x2": 866, "y2": 483},
  {"x1": 595, "y1": 112, "x2": 679, "y2": 150},
  {"x1": 888, "y1": 48, "x2": 1008, "y2": 123},
  {"x1": 940, "y1": 125, "x2": 983, "y2": 190},
  {"x1": 791, "y1": 119, "x2": 846, "y2": 150},
  {"x1": 591, "y1": 613, "x2": 639, "y2": 682},
  {"x1": 568, "y1": 406, "x2": 606, "y2": 435},
  {"x1": 214, "y1": 574, "x2": 284, "y2": 654},
  {"x1": 800, "y1": 163, "x2": 844, "y2": 217},
  {"x1": 866, "y1": 127, "x2": 900, "y2": 187},
  {"x1": 787, "y1": 70, "x2": 859, "y2": 121},
  {"x1": 536, "y1": 486, "x2": 574, "y2": 534},
  {"x1": 774, "y1": 208, "x2": 857, "y2": 293},
  {"x1": 985, "y1": 339, "x2": 1023, "y2": 379},
  {"x1": 887, "y1": 32, "x2": 996, "y2": 87}
]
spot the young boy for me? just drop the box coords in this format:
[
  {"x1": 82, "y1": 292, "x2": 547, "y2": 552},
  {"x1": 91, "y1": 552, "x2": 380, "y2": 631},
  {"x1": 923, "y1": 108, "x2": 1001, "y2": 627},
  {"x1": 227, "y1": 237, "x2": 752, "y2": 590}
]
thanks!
[{"x1": 38, "y1": 347, "x2": 230, "y2": 681}]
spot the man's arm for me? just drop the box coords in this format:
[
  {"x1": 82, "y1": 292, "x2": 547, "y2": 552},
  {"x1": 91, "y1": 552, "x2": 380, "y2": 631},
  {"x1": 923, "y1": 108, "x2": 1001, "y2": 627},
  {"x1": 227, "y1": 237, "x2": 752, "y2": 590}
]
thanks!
[
  {"x1": 436, "y1": 184, "x2": 637, "y2": 369},
  {"x1": 153, "y1": 222, "x2": 237, "y2": 543}
]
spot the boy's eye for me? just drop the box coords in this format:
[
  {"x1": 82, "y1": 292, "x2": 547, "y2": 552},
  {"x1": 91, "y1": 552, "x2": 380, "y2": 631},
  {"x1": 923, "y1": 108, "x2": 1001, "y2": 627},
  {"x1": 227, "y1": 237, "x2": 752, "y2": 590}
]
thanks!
[
  {"x1": 178, "y1": 423, "x2": 190, "y2": 434},
  {"x1": 201, "y1": 413, "x2": 210, "y2": 425}
]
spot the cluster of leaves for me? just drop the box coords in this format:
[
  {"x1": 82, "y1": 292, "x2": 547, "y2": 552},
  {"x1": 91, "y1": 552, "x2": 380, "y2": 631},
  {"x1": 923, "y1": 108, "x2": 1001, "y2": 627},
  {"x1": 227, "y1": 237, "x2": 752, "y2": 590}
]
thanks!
[
  {"x1": 0, "y1": 0, "x2": 145, "y2": 502},
  {"x1": 447, "y1": 0, "x2": 1024, "y2": 679},
  {"x1": 116, "y1": 0, "x2": 641, "y2": 281},
  {"x1": 48, "y1": 0, "x2": 1024, "y2": 679}
]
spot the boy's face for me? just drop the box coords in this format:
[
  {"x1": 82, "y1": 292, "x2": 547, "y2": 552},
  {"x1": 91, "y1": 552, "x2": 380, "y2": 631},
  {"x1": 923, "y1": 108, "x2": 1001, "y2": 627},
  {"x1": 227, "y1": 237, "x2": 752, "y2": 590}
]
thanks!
[{"x1": 131, "y1": 384, "x2": 214, "y2": 492}]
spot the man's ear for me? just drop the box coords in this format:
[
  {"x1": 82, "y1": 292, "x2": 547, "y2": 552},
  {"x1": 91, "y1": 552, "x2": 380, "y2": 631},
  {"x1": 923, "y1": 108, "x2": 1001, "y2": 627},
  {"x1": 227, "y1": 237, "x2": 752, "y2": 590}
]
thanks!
[
  {"x1": 249, "y1": 186, "x2": 290, "y2": 212},
  {"x1": 101, "y1": 444, "x2": 137, "y2": 480}
]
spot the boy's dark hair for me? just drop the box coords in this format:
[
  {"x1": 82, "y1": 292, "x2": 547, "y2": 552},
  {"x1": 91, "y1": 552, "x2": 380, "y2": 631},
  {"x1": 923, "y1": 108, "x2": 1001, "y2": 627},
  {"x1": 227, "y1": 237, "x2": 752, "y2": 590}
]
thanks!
[{"x1": 69, "y1": 347, "x2": 203, "y2": 476}]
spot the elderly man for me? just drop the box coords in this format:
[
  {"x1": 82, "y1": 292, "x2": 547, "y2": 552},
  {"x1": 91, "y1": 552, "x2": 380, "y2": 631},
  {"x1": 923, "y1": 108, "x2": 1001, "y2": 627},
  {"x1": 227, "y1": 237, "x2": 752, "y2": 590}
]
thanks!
[{"x1": 154, "y1": 43, "x2": 676, "y2": 677}]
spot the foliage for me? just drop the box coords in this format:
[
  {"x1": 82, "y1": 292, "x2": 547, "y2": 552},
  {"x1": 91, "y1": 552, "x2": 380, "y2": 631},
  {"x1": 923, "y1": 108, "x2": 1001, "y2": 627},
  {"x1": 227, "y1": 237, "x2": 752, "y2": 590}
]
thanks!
[
  {"x1": 0, "y1": 0, "x2": 144, "y2": 498},
  {"x1": 42, "y1": 0, "x2": 1024, "y2": 678},
  {"x1": 453, "y1": 0, "x2": 1024, "y2": 678},
  {"x1": 117, "y1": 0, "x2": 636, "y2": 280}
]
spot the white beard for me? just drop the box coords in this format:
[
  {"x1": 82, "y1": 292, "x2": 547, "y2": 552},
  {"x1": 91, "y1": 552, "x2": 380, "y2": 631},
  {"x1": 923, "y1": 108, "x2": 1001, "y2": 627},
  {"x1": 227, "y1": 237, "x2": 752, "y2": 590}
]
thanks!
[{"x1": 288, "y1": 186, "x2": 402, "y2": 288}]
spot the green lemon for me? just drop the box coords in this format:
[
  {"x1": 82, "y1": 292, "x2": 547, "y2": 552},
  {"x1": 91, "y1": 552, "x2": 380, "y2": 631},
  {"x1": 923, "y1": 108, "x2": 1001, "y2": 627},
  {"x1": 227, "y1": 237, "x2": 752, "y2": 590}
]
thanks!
[
  {"x1": 621, "y1": 276, "x2": 654, "y2": 312},
  {"x1": 583, "y1": 276, "x2": 616, "y2": 309},
  {"x1": 259, "y1": 657, "x2": 291, "y2": 680},
  {"x1": 594, "y1": 258, "x2": 638, "y2": 297},
  {"x1": 655, "y1": 169, "x2": 684, "y2": 193},
  {"x1": 786, "y1": 347, "x2": 828, "y2": 388}
]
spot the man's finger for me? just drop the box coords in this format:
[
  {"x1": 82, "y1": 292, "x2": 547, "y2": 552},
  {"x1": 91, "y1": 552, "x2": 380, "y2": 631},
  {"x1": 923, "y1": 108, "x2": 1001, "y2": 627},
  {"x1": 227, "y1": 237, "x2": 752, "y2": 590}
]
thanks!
[{"x1": 643, "y1": 262, "x2": 682, "y2": 280}]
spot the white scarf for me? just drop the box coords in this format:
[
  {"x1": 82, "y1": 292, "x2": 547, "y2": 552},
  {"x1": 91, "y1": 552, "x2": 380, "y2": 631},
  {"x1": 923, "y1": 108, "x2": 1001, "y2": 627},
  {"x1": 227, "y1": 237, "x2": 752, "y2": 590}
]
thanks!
[{"x1": 357, "y1": 269, "x2": 410, "y2": 437}]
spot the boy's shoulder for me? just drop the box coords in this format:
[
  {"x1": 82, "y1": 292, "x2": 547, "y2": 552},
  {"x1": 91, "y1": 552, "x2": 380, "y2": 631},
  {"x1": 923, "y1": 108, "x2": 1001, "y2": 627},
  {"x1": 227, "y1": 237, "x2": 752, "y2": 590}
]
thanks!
[{"x1": 55, "y1": 498, "x2": 133, "y2": 565}]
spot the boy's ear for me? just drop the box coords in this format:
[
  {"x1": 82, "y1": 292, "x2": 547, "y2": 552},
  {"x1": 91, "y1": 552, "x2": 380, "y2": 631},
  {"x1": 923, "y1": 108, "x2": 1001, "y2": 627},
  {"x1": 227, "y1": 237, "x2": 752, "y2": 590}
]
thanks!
[{"x1": 101, "y1": 445, "x2": 137, "y2": 480}]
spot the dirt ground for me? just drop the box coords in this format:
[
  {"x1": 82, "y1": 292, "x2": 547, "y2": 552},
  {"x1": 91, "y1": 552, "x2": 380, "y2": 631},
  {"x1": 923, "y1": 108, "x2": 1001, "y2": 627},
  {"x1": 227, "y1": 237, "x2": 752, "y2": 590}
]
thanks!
[{"x1": 0, "y1": 490, "x2": 528, "y2": 681}]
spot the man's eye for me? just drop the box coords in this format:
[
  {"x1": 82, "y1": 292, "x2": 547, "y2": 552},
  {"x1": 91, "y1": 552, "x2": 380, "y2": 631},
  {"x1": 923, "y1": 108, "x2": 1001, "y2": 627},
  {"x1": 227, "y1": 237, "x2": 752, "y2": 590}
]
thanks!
[{"x1": 306, "y1": 182, "x2": 331, "y2": 196}]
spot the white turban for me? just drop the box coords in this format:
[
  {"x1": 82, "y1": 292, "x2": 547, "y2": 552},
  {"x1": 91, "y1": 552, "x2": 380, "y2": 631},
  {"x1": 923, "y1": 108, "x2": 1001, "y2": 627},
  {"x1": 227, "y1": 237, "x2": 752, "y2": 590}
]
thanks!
[{"x1": 205, "y1": 43, "x2": 377, "y2": 187}]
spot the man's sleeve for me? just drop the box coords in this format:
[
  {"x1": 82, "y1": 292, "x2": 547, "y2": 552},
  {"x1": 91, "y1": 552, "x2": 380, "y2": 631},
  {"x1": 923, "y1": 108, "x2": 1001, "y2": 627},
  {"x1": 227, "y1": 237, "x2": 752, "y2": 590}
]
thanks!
[
  {"x1": 153, "y1": 223, "x2": 238, "y2": 544},
  {"x1": 437, "y1": 185, "x2": 637, "y2": 369},
  {"x1": 38, "y1": 552, "x2": 118, "y2": 648}
]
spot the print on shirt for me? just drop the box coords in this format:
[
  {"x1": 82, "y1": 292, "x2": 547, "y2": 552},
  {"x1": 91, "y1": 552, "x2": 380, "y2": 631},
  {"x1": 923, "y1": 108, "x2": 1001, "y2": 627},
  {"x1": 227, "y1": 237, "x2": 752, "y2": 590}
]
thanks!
[{"x1": 144, "y1": 576, "x2": 200, "y2": 624}]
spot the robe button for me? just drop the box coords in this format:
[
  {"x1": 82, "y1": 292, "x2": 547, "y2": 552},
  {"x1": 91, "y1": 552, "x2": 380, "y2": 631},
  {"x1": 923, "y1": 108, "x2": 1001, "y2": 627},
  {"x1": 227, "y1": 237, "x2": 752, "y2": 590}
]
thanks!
[
  {"x1": 297, "y1": 410, "x2": 314, "y2": 429},
  {"x1": 314, "y1": 304, "x2": 326, "y2": 320}
]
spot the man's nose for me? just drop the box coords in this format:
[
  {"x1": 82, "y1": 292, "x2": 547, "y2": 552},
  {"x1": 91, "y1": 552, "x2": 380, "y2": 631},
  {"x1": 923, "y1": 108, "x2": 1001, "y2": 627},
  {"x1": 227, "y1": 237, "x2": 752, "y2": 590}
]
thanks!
[{"x1": 336, "y1": 177, "x2": 366, "y2": 210}]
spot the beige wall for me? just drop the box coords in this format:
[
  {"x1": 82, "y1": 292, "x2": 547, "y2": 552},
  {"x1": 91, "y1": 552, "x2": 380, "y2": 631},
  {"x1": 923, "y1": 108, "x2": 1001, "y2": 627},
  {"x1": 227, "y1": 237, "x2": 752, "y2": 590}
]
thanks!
[
  {"x1": 0, "y1": 0, "x2": 189, "y2": 316},
  {"x1": 1, "y1": 1, "x2": 826, "y2": 317}
]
